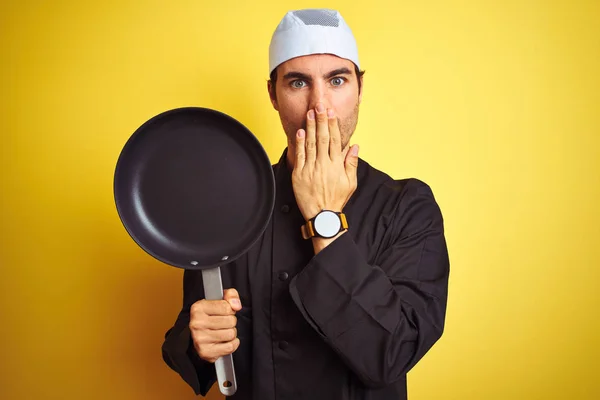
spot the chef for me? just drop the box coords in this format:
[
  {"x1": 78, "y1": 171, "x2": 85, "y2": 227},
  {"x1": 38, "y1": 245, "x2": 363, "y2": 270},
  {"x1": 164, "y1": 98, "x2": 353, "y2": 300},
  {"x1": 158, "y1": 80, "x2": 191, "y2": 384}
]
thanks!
[{"x1": 162, "y1": 8, "x2": 450, "y2": 400}]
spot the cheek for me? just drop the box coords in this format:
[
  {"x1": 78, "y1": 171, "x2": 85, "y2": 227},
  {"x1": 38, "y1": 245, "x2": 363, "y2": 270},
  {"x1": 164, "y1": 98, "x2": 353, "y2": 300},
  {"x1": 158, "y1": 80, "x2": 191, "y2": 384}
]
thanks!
[
  {"x1": 334, "y1": 92, "x2": 358, "y2": 119},
  {"x1": 345, "y1": 86, "x2": 360, "y2": 104},
  {"x1": 331, "y1": 85, "x2": 358, "y2": 106},
  {"x1": 278, "y1": 95, "x2": 307, "y2": 124}
]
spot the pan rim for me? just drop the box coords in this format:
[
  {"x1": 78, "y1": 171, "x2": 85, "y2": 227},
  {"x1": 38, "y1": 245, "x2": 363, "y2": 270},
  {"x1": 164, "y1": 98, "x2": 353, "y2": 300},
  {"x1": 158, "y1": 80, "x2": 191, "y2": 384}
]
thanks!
[{"x1": 113, "y1": 106, "x2": 276, "y2": 270}]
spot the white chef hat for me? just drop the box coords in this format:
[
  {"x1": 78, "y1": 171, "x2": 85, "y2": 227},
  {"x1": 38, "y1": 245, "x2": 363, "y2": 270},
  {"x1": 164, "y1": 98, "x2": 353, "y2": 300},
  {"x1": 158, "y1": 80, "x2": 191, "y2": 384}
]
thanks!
[{"x1": 268, "y1": 9, "x2": 360, "y2": 75}]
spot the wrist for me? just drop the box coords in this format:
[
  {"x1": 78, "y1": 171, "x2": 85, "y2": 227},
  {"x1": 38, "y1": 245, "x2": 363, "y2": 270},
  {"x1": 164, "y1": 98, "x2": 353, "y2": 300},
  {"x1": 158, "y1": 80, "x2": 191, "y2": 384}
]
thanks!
[
  {"x1": 300, "y1": 209, "x2": 348, "y2": 241},
  {"x1": 303, "y1": 207, "x2": 342, "y2": 222},
  {"x1": 312, "y1": 230, "x2": 345, "y2": 254}
]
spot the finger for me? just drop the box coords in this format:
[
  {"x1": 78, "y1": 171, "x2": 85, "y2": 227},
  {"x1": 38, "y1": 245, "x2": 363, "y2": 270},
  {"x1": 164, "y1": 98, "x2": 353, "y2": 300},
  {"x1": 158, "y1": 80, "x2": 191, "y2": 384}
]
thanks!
[
  {"x1": 192, "y1": 327, "x2": 238, "y2": 344},
  {"x1": 305, "y1": 109, "x2": 317, "y2": 166},
  {"x1": 223, "y1": 288, "x2": 242, "y2": 311},
  {"x1": 210, "y1": 338, "x2": 240, "y2": 357},
  {"x1": 197, "y1": 338, "x2": 241, "y2": 362},
  {"x1": 191, "y1": 314, "x2": 237, "y2": 330},
  {"x1": 295, "y1": 129, "x2": 306, "y2": 170},
  {"x1": 344, "y1": 144, "x2": 360, "y2": 177},
  {"x1": 206, "y1": 327, "x2": 238, "y2": 343},
  {"x1": 202, "y1": 299, "x2": 236, "y2": 316},
  {"x1": 341, "y1": 141, "x2": 351, "y2": 160},
  {"x1": 328, "y1": 108, "x2": 342, "y2": 161},
  {"x1": 315, "y1": 102, "x2": 330, "y2": 162}
]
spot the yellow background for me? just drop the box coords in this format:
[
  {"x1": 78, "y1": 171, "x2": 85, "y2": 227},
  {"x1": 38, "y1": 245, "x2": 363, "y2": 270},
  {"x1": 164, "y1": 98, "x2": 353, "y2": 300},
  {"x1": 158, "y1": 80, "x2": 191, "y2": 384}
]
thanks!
[{"x1": 1, "y1": 0, "x2": 598, "y2": 399}]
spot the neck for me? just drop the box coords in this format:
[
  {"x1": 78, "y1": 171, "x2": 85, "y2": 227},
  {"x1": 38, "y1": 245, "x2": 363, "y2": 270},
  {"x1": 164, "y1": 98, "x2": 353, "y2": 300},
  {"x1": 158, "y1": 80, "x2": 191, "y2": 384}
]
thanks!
[{"x1": 285, "y1": 143, "x2": 295, "y2": 171}]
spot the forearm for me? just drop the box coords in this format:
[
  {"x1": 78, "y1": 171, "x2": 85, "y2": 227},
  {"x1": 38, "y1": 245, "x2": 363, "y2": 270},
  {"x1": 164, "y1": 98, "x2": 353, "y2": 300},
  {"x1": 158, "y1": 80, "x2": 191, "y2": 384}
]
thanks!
[
  {"x1": 311, "y1": 230, "x2": 346, "y2": 254},
  {"x1": 289, "y1": 232, "x2": 448, "y2": 388}
]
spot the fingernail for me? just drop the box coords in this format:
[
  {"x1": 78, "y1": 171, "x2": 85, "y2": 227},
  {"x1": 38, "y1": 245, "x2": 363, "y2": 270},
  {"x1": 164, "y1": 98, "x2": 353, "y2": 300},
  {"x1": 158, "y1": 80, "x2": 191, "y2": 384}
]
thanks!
[
  {"x1": 308, "y1": 110, "x2": 315, "y2": 120},
  {"x1": 327, "y1": 108, "x2": 335, "y2": 118},
  {"x1": 351, "y1": 145, "x2": 359, "y2": 156},
  {"x1": 297, "y1": 129, "x2": 305, "y2": 138},
  {"x1": 316, "y1": 103, "x2": 325, "y2": 113},
  {"x1": 231, "y1": 299, "x2": 241, "y2": 308}
]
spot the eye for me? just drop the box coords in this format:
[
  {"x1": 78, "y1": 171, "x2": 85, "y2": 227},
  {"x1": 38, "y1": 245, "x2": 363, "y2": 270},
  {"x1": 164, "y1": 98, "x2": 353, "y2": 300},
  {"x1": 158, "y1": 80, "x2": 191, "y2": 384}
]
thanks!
[
  {"x1": 331, "y1": 77, "x2": 346, "y2": 86},
  {"x1": 291, "y1": 80, "x2": 307, "y2": 89}
]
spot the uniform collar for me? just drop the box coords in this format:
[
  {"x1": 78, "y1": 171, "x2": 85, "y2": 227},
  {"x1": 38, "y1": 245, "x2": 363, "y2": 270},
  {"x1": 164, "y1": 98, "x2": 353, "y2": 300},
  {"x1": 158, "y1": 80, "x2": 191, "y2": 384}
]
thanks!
[{"x1": 273, "y1": 148, "x2": 296, "y2": 204}]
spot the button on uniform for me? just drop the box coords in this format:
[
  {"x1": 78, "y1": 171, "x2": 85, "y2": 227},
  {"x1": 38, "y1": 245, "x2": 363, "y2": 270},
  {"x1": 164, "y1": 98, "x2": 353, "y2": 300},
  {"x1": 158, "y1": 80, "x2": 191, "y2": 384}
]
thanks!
[
  {"x1": 278, "y1": 271, "x2": 289, "y2": 281},
  {"x1": 281, "y1": 204, "x2": 290, "y2": 213},
  {"x1": 278, "y1": 341, "x2": 289, "y2": 350}
]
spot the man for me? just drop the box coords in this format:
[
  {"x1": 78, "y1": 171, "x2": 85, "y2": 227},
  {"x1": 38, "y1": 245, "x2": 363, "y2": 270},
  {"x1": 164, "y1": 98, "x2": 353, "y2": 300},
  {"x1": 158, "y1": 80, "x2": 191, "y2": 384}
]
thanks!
[{"x1": 162, "y1": 8, "x2": 449, "y2": 399}]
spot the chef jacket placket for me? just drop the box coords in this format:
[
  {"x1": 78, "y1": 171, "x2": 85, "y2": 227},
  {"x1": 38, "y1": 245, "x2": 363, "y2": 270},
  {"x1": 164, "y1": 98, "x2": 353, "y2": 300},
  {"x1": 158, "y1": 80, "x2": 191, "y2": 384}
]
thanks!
[{"x1": 269, "y1": 161, "x2": 314, "y2": 400}]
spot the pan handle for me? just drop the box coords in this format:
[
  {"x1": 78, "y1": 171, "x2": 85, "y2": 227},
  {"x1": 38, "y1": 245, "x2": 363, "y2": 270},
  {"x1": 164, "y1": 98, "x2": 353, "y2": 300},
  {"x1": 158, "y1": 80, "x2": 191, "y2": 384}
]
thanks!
[{"x1": 201, "y1": 266, "x2": 237, "y2": 396}]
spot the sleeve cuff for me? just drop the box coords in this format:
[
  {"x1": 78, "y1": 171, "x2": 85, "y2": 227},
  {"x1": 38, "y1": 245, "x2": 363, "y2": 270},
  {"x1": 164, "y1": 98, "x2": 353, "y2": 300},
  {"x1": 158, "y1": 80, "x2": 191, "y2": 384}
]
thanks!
[
  {"x1": 162, "y1": 324, "x2": 217, "y2": 396},
  {"x1": 289, "y1": 232, "x2": 397, "y2": 339}
]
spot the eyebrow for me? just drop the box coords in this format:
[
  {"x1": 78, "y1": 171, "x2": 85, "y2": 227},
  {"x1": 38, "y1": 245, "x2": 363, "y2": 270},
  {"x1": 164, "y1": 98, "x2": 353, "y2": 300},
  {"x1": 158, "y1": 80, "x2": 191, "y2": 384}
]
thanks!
[{"x1": 282, "y1": 67, "x2": 353, "y2": 81}]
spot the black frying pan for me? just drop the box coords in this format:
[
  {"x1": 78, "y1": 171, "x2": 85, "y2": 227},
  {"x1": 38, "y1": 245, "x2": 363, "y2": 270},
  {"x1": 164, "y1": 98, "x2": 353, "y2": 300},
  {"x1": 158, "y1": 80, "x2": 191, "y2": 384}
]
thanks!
[{"x1": 113, "y1": 107, "x2": 275, "y2": 396}]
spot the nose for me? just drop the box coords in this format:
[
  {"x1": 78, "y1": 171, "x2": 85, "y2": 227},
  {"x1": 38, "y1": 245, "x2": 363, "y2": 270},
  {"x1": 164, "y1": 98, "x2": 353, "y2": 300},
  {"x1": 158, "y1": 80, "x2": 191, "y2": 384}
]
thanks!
[{"x1": 308, "y1": 80, "x2": 330, "y2": 111}]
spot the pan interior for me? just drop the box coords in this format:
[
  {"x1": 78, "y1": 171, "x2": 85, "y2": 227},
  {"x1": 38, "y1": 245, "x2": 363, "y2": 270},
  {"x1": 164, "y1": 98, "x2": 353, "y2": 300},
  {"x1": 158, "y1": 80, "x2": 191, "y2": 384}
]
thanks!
[{"x1": 115, "y1": 108, "x2": 275, "y2": 269}]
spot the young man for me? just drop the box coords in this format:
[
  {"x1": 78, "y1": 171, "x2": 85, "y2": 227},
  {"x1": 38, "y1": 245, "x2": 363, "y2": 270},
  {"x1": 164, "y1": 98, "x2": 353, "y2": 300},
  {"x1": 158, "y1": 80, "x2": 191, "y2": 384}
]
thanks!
[{"x1": 162, "y1": 9, "x2": 450, "y2": 400}]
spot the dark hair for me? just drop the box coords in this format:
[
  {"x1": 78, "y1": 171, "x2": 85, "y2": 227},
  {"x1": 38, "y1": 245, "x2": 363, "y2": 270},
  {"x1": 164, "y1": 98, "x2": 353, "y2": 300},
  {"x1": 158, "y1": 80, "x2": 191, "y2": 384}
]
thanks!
[{"x1": 269, "y1": 63, "x2": 365, "y2": 100}]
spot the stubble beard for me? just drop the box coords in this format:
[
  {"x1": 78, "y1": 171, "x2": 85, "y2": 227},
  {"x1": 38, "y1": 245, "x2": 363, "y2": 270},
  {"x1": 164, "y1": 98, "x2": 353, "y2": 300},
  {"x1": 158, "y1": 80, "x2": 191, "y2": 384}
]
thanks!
[{"x1": 282, "y1": 101, "x2": 360, "y2": 155}]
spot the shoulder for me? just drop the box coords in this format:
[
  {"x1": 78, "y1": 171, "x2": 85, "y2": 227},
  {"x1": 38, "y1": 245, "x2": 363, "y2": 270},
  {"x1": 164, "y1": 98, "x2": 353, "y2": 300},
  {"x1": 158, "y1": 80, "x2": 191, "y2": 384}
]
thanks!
[
  {"x1": 356, "y1": 158, "x2": 438, "y2": 205},
  {"x1": 353, "y1": 158, "x2": 444, "y2": 236}
]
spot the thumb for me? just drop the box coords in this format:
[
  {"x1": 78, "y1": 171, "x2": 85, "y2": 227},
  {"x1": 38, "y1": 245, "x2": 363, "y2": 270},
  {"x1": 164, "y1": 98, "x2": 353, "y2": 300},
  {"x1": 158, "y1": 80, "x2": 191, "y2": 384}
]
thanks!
[
  {"x1": 223, "y1": 288, "x2": 242, "y2": 311},
  {"x1": 344, "y1": 144, "x2": 359, "y2": 174}
]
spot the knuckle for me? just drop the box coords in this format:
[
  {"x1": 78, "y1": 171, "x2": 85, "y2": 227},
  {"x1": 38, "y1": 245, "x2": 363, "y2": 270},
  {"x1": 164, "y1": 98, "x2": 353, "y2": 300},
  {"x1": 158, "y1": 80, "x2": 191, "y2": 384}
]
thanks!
[
  {"x1": 189, "y1": 318, "x2": 200, "y2": 330},
  {"x1": 190, "y1": 300, "x2": 203, "y2": 315},
  {"x1": 219, "y1": 330, "x2": 230, "y2": 342},
  {"x1": 223, "y1": 342, "x2": 233, "y2": 354},
  {"x1": 226, "y1": 328, "x2": 236, "y2": 341},
  {"x1": 225, "y1": 301, "x2": 235, "y2": 314},
  {"x1": 189, "y1": 315, "x2": 205, "y2": 330},
  {"x1": 190, "y1": 329, "x2": 205, "y2": 343},
  {"x1": 197, "y1": 346, "x2": 210, "y2": 360},
  {"x1": 218, "y1": 301, "x2": 232, "y2": 315},
  {"x1": 227, "y1": 341, "x2": 237, "y2": 353}
]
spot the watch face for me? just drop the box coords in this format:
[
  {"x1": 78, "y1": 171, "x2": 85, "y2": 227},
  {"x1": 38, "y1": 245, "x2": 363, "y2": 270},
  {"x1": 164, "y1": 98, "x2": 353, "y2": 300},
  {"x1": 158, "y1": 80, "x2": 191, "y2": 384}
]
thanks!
[{"x1": 314, "y1": 211, "x2": 341, "y2": 238}]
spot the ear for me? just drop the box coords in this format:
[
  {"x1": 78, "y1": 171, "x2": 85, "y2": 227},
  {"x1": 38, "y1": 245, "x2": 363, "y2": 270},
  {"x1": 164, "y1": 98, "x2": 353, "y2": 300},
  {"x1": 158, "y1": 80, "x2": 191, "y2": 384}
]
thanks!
[
  {"x1": 267, "y1": 80, "x2": 279, "y2": 111},
  {"x1": 358, "y1": 74, "x2": 364, "y2": 105}
]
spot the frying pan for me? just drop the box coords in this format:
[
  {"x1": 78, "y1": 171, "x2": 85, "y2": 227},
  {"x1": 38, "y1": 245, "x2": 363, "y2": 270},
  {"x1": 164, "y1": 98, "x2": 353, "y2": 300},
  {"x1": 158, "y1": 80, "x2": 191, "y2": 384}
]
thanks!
[{"x1": 113, "y1": 107, "x2": 275, "y2": 396}]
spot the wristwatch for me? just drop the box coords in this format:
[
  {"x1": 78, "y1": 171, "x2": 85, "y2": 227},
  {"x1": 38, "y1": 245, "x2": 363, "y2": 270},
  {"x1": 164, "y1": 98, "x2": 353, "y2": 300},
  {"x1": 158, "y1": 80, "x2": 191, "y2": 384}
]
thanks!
[{"x1": 301, "y1": 210, "x2": 348, "y2": 239}]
